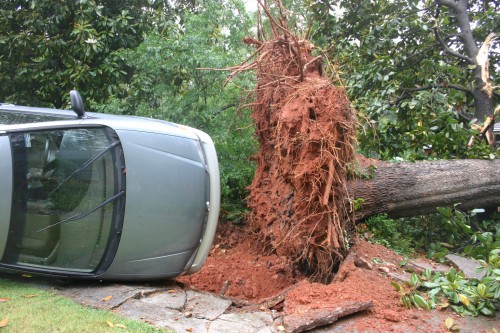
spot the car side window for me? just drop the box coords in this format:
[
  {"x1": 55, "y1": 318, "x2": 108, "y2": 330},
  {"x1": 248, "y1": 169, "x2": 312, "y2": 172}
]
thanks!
[{"x1": 3, "y1": 127, "x2": 124, "y2": 273}]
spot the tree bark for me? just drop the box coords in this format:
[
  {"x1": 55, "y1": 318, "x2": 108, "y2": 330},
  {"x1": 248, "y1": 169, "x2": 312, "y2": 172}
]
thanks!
[{"x1": 349, "y1": 159, "x2": 500, "y2": 221}]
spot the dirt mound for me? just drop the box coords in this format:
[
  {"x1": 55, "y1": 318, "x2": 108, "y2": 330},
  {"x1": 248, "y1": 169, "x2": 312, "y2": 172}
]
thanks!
[
  {"x1": 176, "y1": 223, "x2": 468, "y2": 332},
  {"x1": 179, "y1": 224, "x2": 401, "y2": 308},
  {"x1": 178, "y1": 223, "x2": 299, "y2": 301}
]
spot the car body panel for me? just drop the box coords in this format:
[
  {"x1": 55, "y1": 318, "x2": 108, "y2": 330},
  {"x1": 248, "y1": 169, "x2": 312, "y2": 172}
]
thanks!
[
  {"x1": 102, "y1": 130, "x2": 208, "y2": 279},
  {"x1": 0, "y1": 103, "x2": 220, "y2": 280}
]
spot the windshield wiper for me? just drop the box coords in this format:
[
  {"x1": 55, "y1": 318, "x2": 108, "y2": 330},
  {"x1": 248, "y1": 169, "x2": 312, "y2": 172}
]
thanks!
[
  {"x1": 37, "y1": 190, "x2": 125, "y2": 232},
  {"x1": 48, "y1": 140, "x2": 120, "y2": 196}
]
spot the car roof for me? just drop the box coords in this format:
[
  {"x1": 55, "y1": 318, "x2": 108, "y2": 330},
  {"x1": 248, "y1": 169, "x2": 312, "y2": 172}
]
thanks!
[{"x1": 0, "y1": 104, "x2": 200, "y2": 140}]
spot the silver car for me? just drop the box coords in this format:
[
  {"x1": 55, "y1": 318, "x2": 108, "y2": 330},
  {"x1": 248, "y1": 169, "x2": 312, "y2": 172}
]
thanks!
[{"x1": 0, "y1": 91, "x2": 220, "y2": 280}]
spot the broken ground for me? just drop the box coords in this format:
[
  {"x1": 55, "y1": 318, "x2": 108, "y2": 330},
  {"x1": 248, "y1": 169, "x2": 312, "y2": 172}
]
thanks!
[{"x1": 177, "y1": 222, "x2": 498, "y2": 332}]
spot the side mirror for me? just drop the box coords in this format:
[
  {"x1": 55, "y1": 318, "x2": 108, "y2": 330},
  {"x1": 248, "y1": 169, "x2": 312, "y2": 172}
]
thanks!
[{"x1": 69, "y1": 90, "x2": 86, "y2": 119}]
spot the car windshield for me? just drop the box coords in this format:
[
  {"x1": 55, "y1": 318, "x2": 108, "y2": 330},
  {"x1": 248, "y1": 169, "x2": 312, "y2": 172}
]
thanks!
[{"x1": 2, "y1": 127, "x2": 124, "y2": 273}]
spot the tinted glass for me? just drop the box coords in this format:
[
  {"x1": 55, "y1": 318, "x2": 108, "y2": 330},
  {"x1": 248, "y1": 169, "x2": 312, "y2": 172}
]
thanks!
[{"x1": 3, "y1": 127, "x2": 123, "y2": 273}]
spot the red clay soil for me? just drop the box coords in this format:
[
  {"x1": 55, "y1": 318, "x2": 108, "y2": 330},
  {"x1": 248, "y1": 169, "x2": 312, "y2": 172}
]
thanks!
[
  {"x1": 177, "y1": 222, "x2": 498, "y2": 332},
  {"x1": 245, "y1": 45, "x2": 356, "y2": 283},
  {"x1": 178, "y1": 222, "x2": 299, "y2": 301}
]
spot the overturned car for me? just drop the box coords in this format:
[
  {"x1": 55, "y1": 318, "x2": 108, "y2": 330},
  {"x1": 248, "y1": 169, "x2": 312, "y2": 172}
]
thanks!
[{"x1": 0, "y1": 91, "x2": 220, "y2": 280}]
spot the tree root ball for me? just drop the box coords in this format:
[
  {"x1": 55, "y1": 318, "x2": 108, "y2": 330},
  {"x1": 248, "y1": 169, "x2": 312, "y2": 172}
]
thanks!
[{"x1": 245, "y1": 36, "x2": 356, "y2": 282}]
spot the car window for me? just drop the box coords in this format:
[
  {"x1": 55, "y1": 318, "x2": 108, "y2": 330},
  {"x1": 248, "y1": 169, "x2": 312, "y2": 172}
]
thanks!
[
  {"x1": 2, "y1": 127, "x2": 124, "y2": 273},
  {"x1": 0, "y1": 109, "x2": 74, "y2": 124}
]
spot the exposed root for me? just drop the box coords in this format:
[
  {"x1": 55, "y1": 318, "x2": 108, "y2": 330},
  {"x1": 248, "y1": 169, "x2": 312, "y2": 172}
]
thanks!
[{"x1": 228, "y1": 0, "x2": 356, "y2": 282}]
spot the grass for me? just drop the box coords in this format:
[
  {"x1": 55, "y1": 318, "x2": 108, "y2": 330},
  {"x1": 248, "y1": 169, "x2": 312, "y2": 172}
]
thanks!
[{"x1": 0, "y1": 278, "x2": 169, "y2": 333}]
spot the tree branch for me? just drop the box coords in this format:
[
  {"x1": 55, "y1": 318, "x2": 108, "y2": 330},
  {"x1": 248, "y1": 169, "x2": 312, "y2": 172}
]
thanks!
[
  {"x1": 394, "y1": 45, "x2": 435, "y2": 71},
  {"x1": 421, "y1": 83, "x2": 472, "y2": 93},
  {"x1": 435, "y1": 0, "x2": 460, "y2": 10},
  {"x1": 433, "y1": 25, "x2": 473, "y2": 63},
  {"x1": 434, "y1": 0, "x2": 481, "y2": 65},
  {"x1": 391, "y1": 82, "x2": 473, "y2": 106}
]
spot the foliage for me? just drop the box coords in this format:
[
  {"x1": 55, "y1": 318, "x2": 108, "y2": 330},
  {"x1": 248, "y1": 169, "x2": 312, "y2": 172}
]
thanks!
[
  {"x1": 372, "y1": 208, "x2": 499, "y2": 316},
  {"x1": 0, "y1": 0, "x2": 155, "y2": 108},
  {"x1": 360, "y1": 214, "x2": 415, "y2": 256},
  {"x1": 347, "y1": 161, "x2": 377, "y2": 179},
  {"x1": 426, "y1": 206, "x2": 500, "y2": 263},
  {"x1": 0, "y1": 278, "x2": 168, "y2": 332},
  {"x1": 92, "y1": 0, "x2": 252, "y2": 126},
  {"x1": 91, "y1": 0, "x2": 258, "y2": 219},
  {"x1": 392, "y1": 264, "x2": 499, "y2": 317},
  {"x1": 363, "y1": 207, "x2": 499, "y2": 261},
  {"x1": 308, "y1": 0, "x2": 499, "y2": 161}
]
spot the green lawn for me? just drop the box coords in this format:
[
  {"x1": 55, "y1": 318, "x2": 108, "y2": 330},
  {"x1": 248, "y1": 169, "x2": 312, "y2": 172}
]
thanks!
[{"x1": 0, "y1": 278, "x2": 169, "y2": 333}]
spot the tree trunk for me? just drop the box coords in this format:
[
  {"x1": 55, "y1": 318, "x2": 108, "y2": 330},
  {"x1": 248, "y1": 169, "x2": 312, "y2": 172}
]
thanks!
[
  {"x1": 434, "y1": 0, "x2": 498, "y2": 124},
  {"x1": 350, "y1": 159, "x2": 500, "y2": 221}
]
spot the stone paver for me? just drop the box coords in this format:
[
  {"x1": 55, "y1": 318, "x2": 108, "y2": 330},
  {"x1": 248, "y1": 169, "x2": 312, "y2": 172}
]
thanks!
[
  {"x1": 445, "y1": 253, "x2": 486, "y2": 280},
  {"x1": 163, "y1": 314, "x2": 211, "y2": 333},
  {"x1": 117, "y1": 298, "x2": 211, "y2": 332},
  {"x1": 186, "y1": 290, "x2": 232, "y2": 320},
  {"x1": 407, "y1": 258, "x2": 449, "y2": 275},
  {"x1": 114, "y1": 288, "x2": 274, "y2": 333},
  {"x1": 140, "y1": 289, "x2": 186, "y2": 310},
  {"x1": 117, "y1": 297, "x2": 183, "y2": 322},
  {"x1": 209, "y1": 311, "x2": 275, "y2": 333},
  {"x1": 57, "y1": 284, "x2": 160, "y2": 309},
  {"x1": 387, "y1": 271, "x2": 412, "y2": 282}
]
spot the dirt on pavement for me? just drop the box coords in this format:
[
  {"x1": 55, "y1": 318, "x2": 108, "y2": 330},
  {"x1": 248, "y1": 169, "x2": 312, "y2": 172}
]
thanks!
[{"x1": 177, "y1": 222, "x2": 498, "y2": 332}]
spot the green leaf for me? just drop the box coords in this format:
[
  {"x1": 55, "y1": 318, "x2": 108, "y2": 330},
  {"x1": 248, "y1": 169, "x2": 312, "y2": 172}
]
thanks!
[
  {"x1": 437, "y1": 207, "x2": 453, "y2": 217},
  {"x1": 447, "y1": 268, "x2": 456, "y2": 282},
  {"x1": 401, "y1": 295, "x2": 412, "y2": 308},
  {"x1": 476, "y1": 284, "x2": 487, "y2": 298},
  {"x1": 451, "y1": 304, "x2": 464, "y2": 314},
  {"x1": 479, "y1": 306, "x2": 493, "y2": 316},
  {"x1": 391, "y1": 281, "x2": 402, "y2": 292},
  {"x1": 428, "y1": 287, "x2": 441, "y2": 299},
  {"x1": 422, "y1": 282, "x2": 440, "y2": 288},
  {"x1": 410, "y1": 273, "x2": 419, "y2": 287},
  {"x1": 423, "y1": 268, "x2": 432, "y2": 280},
  {"x1": 412, "y1": 294, "x2": 431, "y2": 310},
  {"x1": 448, "y1": 291, "x2": 460, "y2": 304}
]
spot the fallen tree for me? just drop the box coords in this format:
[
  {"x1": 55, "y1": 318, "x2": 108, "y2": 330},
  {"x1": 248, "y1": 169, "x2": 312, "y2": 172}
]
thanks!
[
  {"x1": 349, "y1": 159, "x2": 500, "y2": 222},
  {"x1": 226, "y1": 0, "x2": 499, "y2": 282}
]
